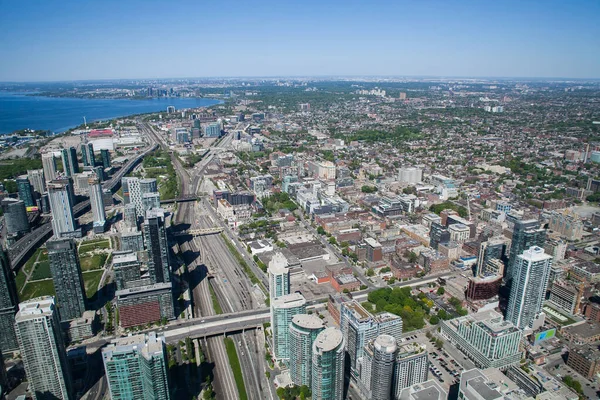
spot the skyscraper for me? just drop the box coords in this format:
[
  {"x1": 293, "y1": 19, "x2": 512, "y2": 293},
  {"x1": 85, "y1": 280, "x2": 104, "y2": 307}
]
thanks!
[
  {"x1": 16, "y1": 176, "x2": 35, "y2": 207},
  {"x1": 87, "y1": 142, "x2": 96, "y2": 167},
  {"x1": 27, "y1": 169, "x2": 46, "y2": 195},
  {"x1": 142, "y1": 192, "x2": 161, "y2": 213},
  {"x1": 112, "y1": 251, "x2": 142, "y2": 290},
  {"x1": 89, "y1": 177, "x2": 106, "y2": 234},
  {"x1": 68, "y1": 147, "x2": 79, "y2": 174},
  {"x1": 271, "y1": 293, "x2": 306, "y2": 361},
  {"x1": 144, "y1": 208, "x2": 170, "y2": 284},
  {"x1": 48, "y1": 179, "x2": 80, "y2": 238},
  {"x1": 60, "y1": 149, "x2": 72, "y2": 177},
  {"x1": 102, "y1": 332, "x2": 171, "y2": 400},
  {"x1": 393, "y1": 343, "x2": 429, "y2": 397},
  {"x1": 100, "y1": 149, "x2": 111, "y2": 169},
  {"x1": 476, "y1": 237, "x2": 507, "y2": 277},
  {"x1": 358, "y1": 334, "x2": 398, "y2": 400},
  {"x1": 289, "y1": 314, "x2": 325, "y2": 387},
  {"x1": 268, "y1": 252, "x2": 290, "y2": 299},
  {"x1": 341, "y1": 301, "x2": 402, "y2": 378},
  {"x1": 506, "y1": 220, "x2": 546, "y2": 282},
  {"x1": 122, "y1": 177, "x2": 158, "y2": 218},
  {"x1": 0, "y1": 248, "x2": 19, "y2": 352},
  {"x1": 312, "y1": 327, "x2": 345, "y2": 400},
  {"x1": 506, "y1": 246, "x2": 553, "y2": 329},
  {"x1": 41, "y1": 152, "x2": 57, "y2": 183},
  {"x1": 2, "y1": 198, "x2": 30, "y2": 237},
  {"x1": 123, "y1": 203, "x2": 138, "y2": 230},
  {"x1": 15, "y1": 296, "x2": 73, "y2": 400},
  {"x1": 47, "y1": 238, "x2": 86, "y2": 322}
]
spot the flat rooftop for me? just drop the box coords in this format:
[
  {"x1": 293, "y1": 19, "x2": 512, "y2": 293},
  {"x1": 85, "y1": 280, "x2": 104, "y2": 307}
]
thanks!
[{"x1": 314, "y1": 327, "x2": 343, "y2": 352}]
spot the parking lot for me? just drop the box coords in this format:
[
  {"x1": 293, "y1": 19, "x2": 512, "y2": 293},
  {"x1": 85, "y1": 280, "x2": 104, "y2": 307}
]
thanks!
[{"x1": 402, "y1": 331, "x2": 470, "y2": 390}]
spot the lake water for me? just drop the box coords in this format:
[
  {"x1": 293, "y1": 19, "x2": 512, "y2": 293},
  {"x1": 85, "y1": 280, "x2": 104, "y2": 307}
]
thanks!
[{"x1": 0, "y1": 92, "x2": 222, "y2": 134}]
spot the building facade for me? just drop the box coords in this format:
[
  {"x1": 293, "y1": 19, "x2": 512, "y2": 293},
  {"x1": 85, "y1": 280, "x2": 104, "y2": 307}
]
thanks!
[
  {"x1": 144, "y1": 208, "x2": 171, "y2": 284},
  {"x1": 0, "y1": 248, "x2": 18, "y2": 352},
  {"x1": 89, "y1": 177, "x2": 106, "y2": 234},
  {"x1": 47, "y1": 238, "x2": 87, "y2": 322},
  {"x1": 271, "y1": 293, "x2": 306, "y2": 361},
  {"x1": 15, "y1": 297, "x2": 73, "y2": 400},
  {"x1": 393, "y1": 343, "x2": 429, "y2": 397},
  {"x1": 506, "y1": 246, "x2": 553, "y2": 329},
  {"x1": 289, "y1": 314, "x2": 325, "y2": 387},
  {"x1": 312, "y1": 327, "x2": 345, "y2": 400},
  {"x1": 268, "y1": 252, "x2": 290, "y2": 299},
  {"x1": 102, "y1": 332, "x2": 171, "y2": 400}
]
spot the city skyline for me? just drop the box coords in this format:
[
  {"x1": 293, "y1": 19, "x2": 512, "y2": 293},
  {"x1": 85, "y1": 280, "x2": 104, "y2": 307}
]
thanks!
[{"x1": 1, "y1": 0, "x2": 599, "y2": 81}]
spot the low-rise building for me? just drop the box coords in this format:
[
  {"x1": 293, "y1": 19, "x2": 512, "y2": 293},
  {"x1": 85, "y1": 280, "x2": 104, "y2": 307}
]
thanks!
[{"x1": 566, "y1": 345, "x2": 600, "y2": 380}]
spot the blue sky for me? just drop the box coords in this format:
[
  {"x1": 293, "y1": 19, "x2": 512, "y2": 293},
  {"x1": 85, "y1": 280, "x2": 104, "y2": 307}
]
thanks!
[{"x1": 1, "y1": 0, "x2": 599, "y2": 81}]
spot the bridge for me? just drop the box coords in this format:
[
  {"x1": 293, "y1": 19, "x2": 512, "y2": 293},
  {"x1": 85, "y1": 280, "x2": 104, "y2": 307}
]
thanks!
[
  {"x1": 160, "y1": 195, "x2": 201, "y2": 204},
  {"x1": 161, "y1": 309, "x2": 269, "y2": 343},
  {"x1": 172, "y1": 227, "x2": 223, "y2": 237}
]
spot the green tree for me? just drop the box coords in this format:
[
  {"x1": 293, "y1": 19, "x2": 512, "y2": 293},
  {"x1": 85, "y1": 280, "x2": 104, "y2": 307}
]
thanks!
[
  {"x1": 316, "y1": 226, "x2": 326, "y2": 235},
  {"x1": 366, "y1": 268, "x2": 375, "y2": 277},
  {"x1": 436, "y1": 287, "x2": 445, "y2": 295}
]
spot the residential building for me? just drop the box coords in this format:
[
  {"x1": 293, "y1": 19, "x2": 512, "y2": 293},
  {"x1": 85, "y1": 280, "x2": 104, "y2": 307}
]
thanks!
[
  {"x1": 440, "y1": 310, "x2": 523, "y2": 369},
  {"x1": 449, "y1": 223, "x2": 470, "y2": 243},
  {"x1": 548, "y1": 210, "x2": 583, "y2": 241},
  {"x1": 397, "y1": 380, "x2": 447, "y2": 400},
  {"x1": 120, "y1": 231, "x2": 144, "y2": 252},
  {"x1": 61, "y1": 148, "x2": 78, "y2": 177},
  {"x1": 123, "y1": 203, "x2": 138, "y2": 230},
  {"x1": 15, "y1": 297, "x2": 73, "y2": 400},
  {"x1": 311, "y1": 327, "x2": 345, "y2": 400},
  {"x1": 47, "y1": 238, "x2": 86, "y2": 322},
  {"x1": 506, "y1": 219, "x2": 546, "y2": 282},
  {"x1": 48, "y1": 179, "x2": 80, "y2": 238},
  {"x1": 116, "y1": 283, "x2": 174, "y2": 328},
  {"x1": 112, "y1": 251, "x2": 142, "y2": 291},
  {"x1": 0, "y1": 248, "x2": 18, "y2": 352},
  {"x1": 271, "y1": 293, "x2": 306, "y2": 361},
  {"x1": 102, "y1": 332, "x2": 170, "y2": 400},
  {"x1": 458, "y1": 369, "x2": 503, "y2": 400},
  {"x1": 27, "y1": 169, "x2": 46, "y2": 195},
  {"x1": 268, "y1": 252, "x2": 290, "y2": 299},
  {"x1": 204, "y1": 122, "x2": 221, "y2": 138},
  {"x1": 122, "y1": 177, "x2": 158, "y2": 218},
  {"x1": 393, "y1": 342, "x2": 429, "y2": 397},
  {"x1": 340, "y1": 301, "x2": 402, "y2": 378},
  {"x1": 86, "y1": 142, "x2": 96, "y2": 167},
  {"x1": 89, "y1": 177, "x2": 106, "y2": 234},
  {"x1": 398, "y1": 167, "x2": 423, "y2": 184},
  {"x1": 289, "y1": 314, "x2": 325, "y2": 387},
  {"x1": 506, "y1": 246, "x2": 553, "y2": 329},
  {"x1": 100, "y1": 149, "x2": 111, "y2": 169},
  {"x1": 142, "y1": 192, "x2": 161, "y2": 213},
  {"x1": 16, "y1": 176, "x2": 35, "y2": 207},
  {"x1": 42, "y1": 152, "x2": 57, "y2": 182},
  {"x1": 466, "y1": 275, "x2": 502, "y2": 301},
  {"x1": 429, "y1": 222, "x2": 450, "y2": 250},
  {"x1": 476, "y1": 237, "x2": 506, "y2": 277},
  {"x1": 358, "y1": 334, "x2": 398, "y2": 400},
  {"x1": 548, "y1": 280, "x2": 583, "y2": 315},
  {"x1": 543, "y1": 238, "x2": 567, "y2": 261},
  {"x1": 2, "y1": 198, "x2": 30, "y2": 236},
  {"x1": 144, "y1": 208, "x2": 171, "y2": 284},
  {"x1": 365, "y1": 237, "x2": 383, "y2": 262}
]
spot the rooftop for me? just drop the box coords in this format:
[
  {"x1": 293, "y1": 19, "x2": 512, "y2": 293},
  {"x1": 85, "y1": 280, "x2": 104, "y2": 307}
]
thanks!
[
  {"x1": 292, "y1": 314, "x2": 325, "y2": 330},
  {"x1": 314, "y1": 327, "x2": 343, "y2": 352},
  {"x1": 272, "y1": 292, "x2": 306, "y2": 308}
]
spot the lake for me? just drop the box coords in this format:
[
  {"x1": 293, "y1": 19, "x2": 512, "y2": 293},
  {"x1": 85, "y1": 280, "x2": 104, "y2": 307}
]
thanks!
[{"x1": 0, "y1": 92, "x2": 222, "y2": 134}]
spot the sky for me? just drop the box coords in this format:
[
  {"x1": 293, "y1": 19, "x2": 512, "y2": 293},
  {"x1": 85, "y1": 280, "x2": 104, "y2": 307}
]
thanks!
[{"x1": 1, "y1": 0, "x2": 599, "y2": 81}]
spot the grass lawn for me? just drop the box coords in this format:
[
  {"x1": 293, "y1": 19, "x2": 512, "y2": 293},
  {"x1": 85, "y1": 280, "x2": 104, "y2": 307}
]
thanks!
[
  {"x1": 38, "y1": 249, "x2": 49, "y2": 261},
  {"x1": 209, "y1": 283, "x2": 223, "y2": 315},
  {"x1": 15, "y1": 269, "x2": 26, "y2": 293},
  {"x1": 80, "y1": 238, "x2": 111, "y2": 246},
  {"x1": 223, "y1": 337, "x2": 248, "y2": 400},
  {"x1": 31, "y1": 261, "x2": 52, "y2": 280},
  {"x1": 80, "y1": 254, "x2": 108, "y2": 271},
  {"x1": 79, "y1": 241, "x2": 110, "y2": 254},
  {"x1": 21, "y1": 279, "x2": 55, "y2": 301},
  {"x1": 83, "y1": 270, "x2": 104, "y2": 301},
  {"x1": 22, "y1": 248, "x2": 42, "y2": 275}
]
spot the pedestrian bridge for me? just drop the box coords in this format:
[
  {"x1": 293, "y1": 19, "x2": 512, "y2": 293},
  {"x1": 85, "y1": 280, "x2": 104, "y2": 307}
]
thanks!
[{"x1": 172, "y1": 227, "x2": 223, "y2": 237}]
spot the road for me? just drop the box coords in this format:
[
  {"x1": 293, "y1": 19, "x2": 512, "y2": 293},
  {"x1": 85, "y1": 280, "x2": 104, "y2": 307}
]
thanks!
[{"x1": 143, "y1": 122, "x2": 271, "y2": 399}]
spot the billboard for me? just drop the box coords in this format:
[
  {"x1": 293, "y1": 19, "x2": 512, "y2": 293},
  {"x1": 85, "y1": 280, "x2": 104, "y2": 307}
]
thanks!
[
  {"x1": 26, "y1": 206, "x2": 39, "y2": 212},
  {"x1": 533, "y1": 328, "x2": 556, "y2": 345}
]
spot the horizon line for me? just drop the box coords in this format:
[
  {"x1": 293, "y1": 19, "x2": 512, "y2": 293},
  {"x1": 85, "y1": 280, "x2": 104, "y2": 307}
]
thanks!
[{"x1": 2, "y1": 74, "x2": 600, "y2": 84}]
